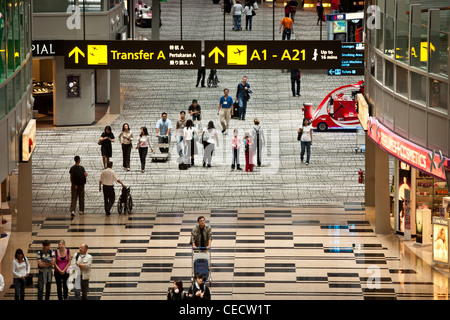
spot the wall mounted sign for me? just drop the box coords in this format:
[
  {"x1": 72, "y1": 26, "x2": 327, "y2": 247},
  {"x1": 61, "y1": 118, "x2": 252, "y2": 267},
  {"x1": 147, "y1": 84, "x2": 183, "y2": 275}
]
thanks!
[
  {"x1": 20, "y1": 119, "x2": 36, "y2": 162},
  {"x1": 433, "y1": 217, "x2": 450, "y2": 265},
  {"x1": 367, "y1": 117, "x2": 448, "y2": 180}
]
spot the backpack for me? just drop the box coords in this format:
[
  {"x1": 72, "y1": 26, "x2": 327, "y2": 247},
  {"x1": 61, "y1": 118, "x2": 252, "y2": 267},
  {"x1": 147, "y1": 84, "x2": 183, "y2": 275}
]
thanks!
[
  {"x1": 202, "y1": 129, "x2": 210, "y2": 142},
  {"x1": 71, "y1": 165, "x2": 86, "y2": 185}
]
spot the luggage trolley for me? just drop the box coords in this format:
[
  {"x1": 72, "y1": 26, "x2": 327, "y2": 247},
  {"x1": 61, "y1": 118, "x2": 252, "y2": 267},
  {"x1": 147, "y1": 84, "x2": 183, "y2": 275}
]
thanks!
[{"x1": 191, "y1": 247, "x2": 212, "y2": 286}]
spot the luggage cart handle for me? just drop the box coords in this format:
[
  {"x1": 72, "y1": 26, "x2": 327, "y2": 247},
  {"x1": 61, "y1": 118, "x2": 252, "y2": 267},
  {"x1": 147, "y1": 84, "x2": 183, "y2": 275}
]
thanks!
[{"x1": 192, "y1": 246, "x2": 211, "y2": 251}]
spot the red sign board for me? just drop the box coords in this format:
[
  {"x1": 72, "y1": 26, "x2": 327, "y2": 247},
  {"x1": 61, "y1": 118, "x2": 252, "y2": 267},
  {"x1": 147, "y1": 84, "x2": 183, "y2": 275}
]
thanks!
[{"x1": 367, "y1": 117, "x2": 448, "y2": 180}]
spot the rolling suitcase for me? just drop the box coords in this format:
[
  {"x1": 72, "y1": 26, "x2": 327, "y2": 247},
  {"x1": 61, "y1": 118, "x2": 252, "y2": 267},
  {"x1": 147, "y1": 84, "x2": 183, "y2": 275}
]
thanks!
[{"x1": 231, "y1": 102, "x2": 240, "y2": 119}]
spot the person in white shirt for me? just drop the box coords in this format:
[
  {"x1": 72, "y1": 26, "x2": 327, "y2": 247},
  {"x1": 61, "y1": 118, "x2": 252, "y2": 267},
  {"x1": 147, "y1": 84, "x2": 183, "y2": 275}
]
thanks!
[
  {"x1": 99, "y1": 162, "x2": 125, "y2": 216},
  {"x1": 243, "y1": 1, "x2": 254, "y2": 31},
  {"x1": 72, "y1": 243, "x2": 92, "y2": 300},
  {"x1": 298, "y1": 118, "x2": 313, "y2": 165},
  {"x1": 12, "y1": 248, "x2": 30, "y2": 300},
  {"x1": 118, "y1": 123, "x2": 134, "y2": 171},
  {"x1": 232, "y1": 0, "x2": 243, "y2": 31},
  {"x1": 136, "y1": 126, "x2": 154, "y2": 173},
  {"x1": 201, "y1": 121, "x2": 220, "y2": 168},
  {"x1": 196, "y1": 51, "x2": 206, "y2": 87},
  {"x1": 184, "y1": 119, "x2": 199, "y2": 167}
]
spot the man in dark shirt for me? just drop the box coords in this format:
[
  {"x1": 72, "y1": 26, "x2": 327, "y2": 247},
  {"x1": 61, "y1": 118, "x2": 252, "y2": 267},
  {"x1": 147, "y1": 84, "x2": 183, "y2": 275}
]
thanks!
[
  {"x1": 69, "y1": 155, "x2": 88, "y2": 217},
  {"x1": 236, "y1": 76, "x2": 251, "y2": 121},
  {"x1": 188, "y1": 99, "x2": 202, "y2": 121}
]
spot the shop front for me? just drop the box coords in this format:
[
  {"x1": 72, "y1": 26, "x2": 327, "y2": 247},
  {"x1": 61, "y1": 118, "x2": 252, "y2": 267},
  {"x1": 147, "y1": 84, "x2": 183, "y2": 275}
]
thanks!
[{"x1": 366, "y1": 116, "x2": 449, "y2": 244}]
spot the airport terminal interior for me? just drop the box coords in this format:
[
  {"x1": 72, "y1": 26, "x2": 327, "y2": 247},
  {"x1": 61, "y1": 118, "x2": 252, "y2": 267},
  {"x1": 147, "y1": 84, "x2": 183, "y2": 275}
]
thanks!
[{"x1": 0, "y1": 0, "x2": 450, "y2": 301}]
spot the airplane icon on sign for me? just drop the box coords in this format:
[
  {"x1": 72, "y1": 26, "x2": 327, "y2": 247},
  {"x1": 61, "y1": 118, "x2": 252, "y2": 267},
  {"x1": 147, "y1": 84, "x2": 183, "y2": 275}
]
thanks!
[{"x1": 234, "y1": 48, "x2": 245, "y2": 55}]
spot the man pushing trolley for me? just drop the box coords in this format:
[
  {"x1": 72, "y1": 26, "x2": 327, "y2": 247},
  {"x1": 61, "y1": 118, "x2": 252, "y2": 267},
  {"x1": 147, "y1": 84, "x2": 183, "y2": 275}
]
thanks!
[{"x1": 190, "y1": 216, "x2": 212, "y2": 286}]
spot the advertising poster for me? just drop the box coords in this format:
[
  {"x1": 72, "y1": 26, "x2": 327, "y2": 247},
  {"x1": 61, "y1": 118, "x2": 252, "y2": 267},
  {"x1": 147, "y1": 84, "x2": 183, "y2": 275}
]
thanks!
[
  {"x1": 67, "y1": 75, "x2": 80, "y2": 98},
  {"x1": 398, "y1": 162, "x2": 411, "y2": 234},
  {"x1": 416, "y1": 209, "x2": 423, "y2": 243},
  {"x1": 433, "y1": 218, "x2": 449, "y2": 265}
]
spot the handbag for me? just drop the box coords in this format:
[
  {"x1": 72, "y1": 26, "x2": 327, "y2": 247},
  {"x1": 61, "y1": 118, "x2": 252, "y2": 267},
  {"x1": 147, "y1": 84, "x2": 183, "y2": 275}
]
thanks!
[
  {"x1": 202, "y1": 129, "x2": 210, "y2": 142},
  {"x1": 192, "y1": 129, "x2": 198, "y2": 142},
  {"x1": 24, "y1": 257, "x2": 33, "y2": 286},
  {"x1": 297, "y1": 130, "x2": 303, "y2": 141},
  {"x1": 252, "y1": 9, "x2": 256, "y2": 16}
]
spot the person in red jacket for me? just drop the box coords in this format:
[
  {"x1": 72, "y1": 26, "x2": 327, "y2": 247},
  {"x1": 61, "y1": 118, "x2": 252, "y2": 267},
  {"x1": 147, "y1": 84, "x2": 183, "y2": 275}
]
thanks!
[{"x1": 331, "y1": 0, "x2": 340, "y2": 14}]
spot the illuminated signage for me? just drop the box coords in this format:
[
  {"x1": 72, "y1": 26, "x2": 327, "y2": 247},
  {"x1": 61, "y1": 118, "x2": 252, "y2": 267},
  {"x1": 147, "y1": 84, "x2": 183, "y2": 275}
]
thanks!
[
  {"x1": 204, "y1": 40, "x2": 341, "y2": 69},
  {"x1": 433, "y1": 217, "x2": 450, "y2": 265},
  {"x1": 356, "y1": 94, "x2": 368, "y2": 131},
  {"x1": 367, "y1": 117, "x2": 448, "y2": 180},
  {"x1": 21, "y1": 119, "x2": 36, "y2": 162},
  {"x1": 328, "y1": 42, "x2": 364, "y2": 76},
  {"x1": 64, "y1": 40, "x2": 202, "y2": 69}
]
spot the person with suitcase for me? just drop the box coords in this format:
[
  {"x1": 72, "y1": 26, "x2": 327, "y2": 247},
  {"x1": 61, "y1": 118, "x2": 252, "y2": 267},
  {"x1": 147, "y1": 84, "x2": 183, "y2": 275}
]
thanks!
[
  {"x1": 190, "y1": 216, "x2": 212, "y2": 250},
  {"x1": 155, "y1": 112, "x2": 172, "y2": 153}
]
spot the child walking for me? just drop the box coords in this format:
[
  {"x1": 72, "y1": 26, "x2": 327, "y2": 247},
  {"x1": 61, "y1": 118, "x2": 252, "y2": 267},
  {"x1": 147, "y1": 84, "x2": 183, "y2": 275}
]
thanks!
[
  {"x1": 244, "y1": 132, "x2": 254, "y2": 172},
  {"x1": 231, "y1": 129, "x2": 243, "y2": 171}
]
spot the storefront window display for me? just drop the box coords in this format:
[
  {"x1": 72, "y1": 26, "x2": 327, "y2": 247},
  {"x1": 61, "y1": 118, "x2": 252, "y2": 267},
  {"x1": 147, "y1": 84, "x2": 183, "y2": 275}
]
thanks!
[
  {"x1": 417, "y1": 171, "x2": 449, "y2": 215},
  {"x1": 398, "y1": 162, "x2": 412, "y2": 233}
]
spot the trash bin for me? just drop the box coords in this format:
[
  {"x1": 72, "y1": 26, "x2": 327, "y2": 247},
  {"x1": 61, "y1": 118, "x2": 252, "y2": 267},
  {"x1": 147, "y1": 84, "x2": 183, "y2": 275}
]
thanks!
[{"x1": 302, "y1": 103, "x2": 313, "y2": 120}]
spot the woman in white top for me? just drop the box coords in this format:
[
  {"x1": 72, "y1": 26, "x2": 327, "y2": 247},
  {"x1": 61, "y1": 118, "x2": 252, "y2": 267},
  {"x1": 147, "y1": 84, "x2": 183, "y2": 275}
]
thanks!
[
  {"x1": 243, "y1": 0, "x2": 254, "y2": 31},
  {"x1": 298, "y1": 118, "x2": 313, "y2": 165},
  {"x1": 201, "y1": 121, "x2": 220, "y2": 167},
  {"x1": 118, "y1": 123, "x2": 134, "y2": 171},
  {"x1": 136, "y1": 126, "x2": 153, "y2": 173},
  {"x1": 184, "y1": 119, "x2": 199, "y2": 167},
  {"x1": 12, "y1": 248, "x2": 30, "y2": 300}
]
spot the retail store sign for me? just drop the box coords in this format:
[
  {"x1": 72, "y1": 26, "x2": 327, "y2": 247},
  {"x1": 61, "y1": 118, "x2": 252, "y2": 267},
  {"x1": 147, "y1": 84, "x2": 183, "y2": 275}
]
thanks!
[
  {"x1": 64, "y1": 40, "x2": 201, "y2": 69},
  {"x1": 32, "y1": 40, "x2": 64, "y2": 57},
  {"x1": 367, "y1": 117, "x2": 448, "y2": 180},
  {"x1": 204, "y1": 41, "x2": 341, "y2": 69}
]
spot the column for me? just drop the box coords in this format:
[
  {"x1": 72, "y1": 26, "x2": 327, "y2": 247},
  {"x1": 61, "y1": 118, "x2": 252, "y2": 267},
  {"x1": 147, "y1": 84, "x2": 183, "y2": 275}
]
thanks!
[
  {"x1": 109, "y1": 70, "x2": 122, "y2": 114},
  {"x1": 16, "y1": 158, "x2": 32, "y2": 232},
  {"x1": 374, "y1": 145, "x2": 391, "y2": 234},
  {"x1": 365, "y1": 135, "x2": 376, "y2": 207},
  {"x1": 152, "y1": 0, "x2": 160, "y2": 40}
]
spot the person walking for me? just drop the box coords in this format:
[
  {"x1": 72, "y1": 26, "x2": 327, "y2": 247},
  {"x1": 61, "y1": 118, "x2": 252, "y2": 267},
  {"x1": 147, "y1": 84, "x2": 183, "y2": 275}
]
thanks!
[
  {"x1": 72, "y1": 243, "x2": 92, "y2": 300},
  {"x1": 244, "y1": 132, "x2": 254, "y2": 172},
  {"x1": 54, "y1": 240, "x2": 71, "y2": 300},
  {"x1": 167, "y1": 280, "x2": 186, "y2": 300},
  {"x1": 201, "y1": 121, "x2": 220, "y2": 168},
  {"x1": 231, "y1": 0, "x2": 243, "y2": 31},
  {"x1": 98, "y1": 125, "x2": 115, "y2": 169},
  {"x1": 286, "y1": 0, "x2": 298, "y2": 21},
  {"x1": 190, "y1": 216, "x2": 212, "y2": 250},
  {"x1": 118, "y1": 123, "x2": 133, "y2": 171},
  {"x1": 316, "y1": 0, "x2": 324, "y2": 25},
  {"x1": 176, "y1": 111, "x2": 187, "y2": 157},
  {"x1": 279, "y1": 13, "x2": 294, "y2": 40},
  {"x1": 69, "y1": 155, "x2": 87, "y2": 218},
  {"x1": 188, "y1": 273, "x2": 211, "y2": 300},
  {"x1": 298, "y1": 118, "x2": 313, "y2": 165},
  {"x1": 251, "y1": 118, "x2": 266, "y2": 167},
  {"x1": 37, "y1": 239, "x2": 55, "y2": 300},
  {"x1": 183, "y1": 119, "x2": 199, "y2": 167},
  {"x1": 196, "y1": 51, "x2": 206, "y2": 87},
  {"x1": 243, "y1": 1, "x2": 254, "y2": 31},
  {"x1": 236, "y1": 76, "x2": 251, "y2": 121},
  {"x1": 155, "y1": 112, "x2": 172, "y2": 153},
  {"x1": 218, "y1": 88, "x2": 234, "y2": 135},
  {"x1": 12, "y1": 248, "x2": 30, "y2": 300},
  {"x1": 231, "y1": 129, "x2": 243, "y2": 171},
  {"x1": 136, "y1": 126, "x2": 153, "y2": 173},
  {"x1": 188, "y1": 99, "x2": 202, "y2": 122},
  {"x1": 290, "y1": 69, "x2": 301, "y2": 97},
  {"x1": 99, "y1": 161, "x2": 125, "y2": 216}
]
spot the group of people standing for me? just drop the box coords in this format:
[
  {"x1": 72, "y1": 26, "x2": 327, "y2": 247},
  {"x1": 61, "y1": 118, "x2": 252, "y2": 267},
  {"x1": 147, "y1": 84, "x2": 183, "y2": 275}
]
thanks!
[{"x1": 11, "y1": 240, "x2": 92, "y2": 300}]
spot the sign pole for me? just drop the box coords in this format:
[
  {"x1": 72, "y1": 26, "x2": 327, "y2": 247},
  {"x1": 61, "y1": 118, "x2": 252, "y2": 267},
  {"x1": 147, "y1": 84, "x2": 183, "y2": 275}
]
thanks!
[
  {"x1": 223, "y1": 1, "x2": 226, "y2": 41},
  {"x1": 273, "y1": 1, "x2": 275, "y2": 41},
  {"x1": 180, "y1": 0, "x2": 183, "y2": 41},
  {"x1": 83, "y1": 0, "x2": 86, "y2": 40}
]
